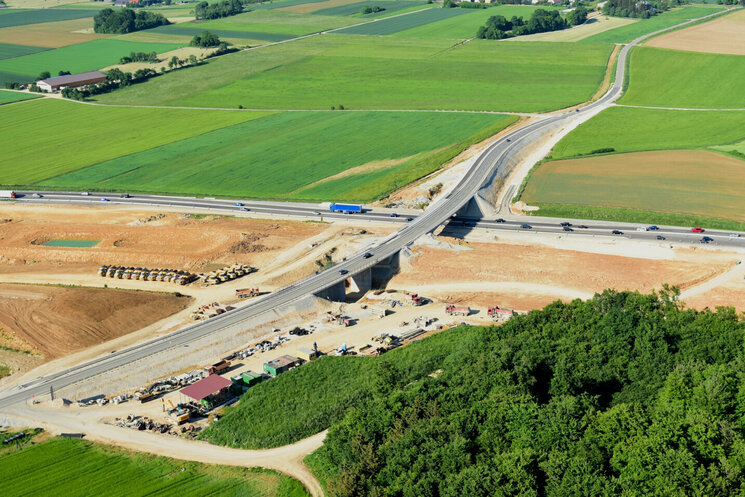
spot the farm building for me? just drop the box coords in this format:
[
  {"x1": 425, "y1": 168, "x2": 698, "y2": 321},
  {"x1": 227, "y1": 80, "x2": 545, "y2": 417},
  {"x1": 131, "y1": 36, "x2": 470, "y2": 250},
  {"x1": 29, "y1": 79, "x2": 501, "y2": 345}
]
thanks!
[
  {"x1": 263, "y1": 355, "x2": 301, "y2": 376},
  {"x1": 180, "y1": 373, "x2": 232, "y2": 408},
  {"x1": 36, "y1": 71, "x2": 107, "y2": 92}
]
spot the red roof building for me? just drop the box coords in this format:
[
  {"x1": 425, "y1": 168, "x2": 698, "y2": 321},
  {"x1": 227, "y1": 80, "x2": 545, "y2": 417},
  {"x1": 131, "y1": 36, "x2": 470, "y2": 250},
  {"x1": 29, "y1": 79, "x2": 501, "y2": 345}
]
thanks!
[{"x1": 180, "y1": 374, "x2": 232, "y2": 407}]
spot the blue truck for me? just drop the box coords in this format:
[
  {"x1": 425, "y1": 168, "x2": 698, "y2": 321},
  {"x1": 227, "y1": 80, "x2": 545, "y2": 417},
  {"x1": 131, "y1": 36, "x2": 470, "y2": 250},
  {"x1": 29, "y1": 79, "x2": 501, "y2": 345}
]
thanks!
[{"x1": 329, "y1": 203, "x2": 362, "y2": 214}]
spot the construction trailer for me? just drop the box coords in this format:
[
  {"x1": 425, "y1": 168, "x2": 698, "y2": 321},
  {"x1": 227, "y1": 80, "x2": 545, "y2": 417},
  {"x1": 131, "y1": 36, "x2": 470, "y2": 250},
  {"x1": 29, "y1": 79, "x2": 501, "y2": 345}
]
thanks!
[
  {"x1": 263, "y1": 355, "x2": 300, "y2": 376},
  {"x1": 445, "y1": 305, "x2": 470, "y2": 316},
  {"x1": 180, "y1": 374, "x2": 233, "y2": 409},
  {"x1": 240, "y1": 371, "x2": 264, "y2": 388},
  {"x1": 297, "y1": 346, "x2": 320, "y2": 362}
]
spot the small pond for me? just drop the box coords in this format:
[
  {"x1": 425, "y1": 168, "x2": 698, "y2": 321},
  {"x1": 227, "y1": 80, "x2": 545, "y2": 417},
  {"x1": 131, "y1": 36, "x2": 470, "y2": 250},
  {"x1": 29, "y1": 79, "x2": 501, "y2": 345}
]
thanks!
[{"x1": 42, "y1": 239, "x2": 99, "y2": 248}]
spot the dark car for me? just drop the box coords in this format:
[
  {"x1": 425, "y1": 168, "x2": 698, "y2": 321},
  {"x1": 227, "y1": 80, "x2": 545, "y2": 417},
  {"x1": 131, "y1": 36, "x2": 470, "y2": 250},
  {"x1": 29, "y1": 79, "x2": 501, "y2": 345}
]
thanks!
[
  {"x1": 390, "y1": 213, "x2": 398, "y2": 218},
  {"x1": 577, "y1": 225, "x2": 588, "y2": 229},
  {"x1": 656, "y1": 235, "x2": 666, "y2": 240},
  {"x1": 612, "y1": 230, "x2": 623, "y2": 235},
  {"x1": 120, "y1": 193, "x2": 130, "y2": 198},
  {"x1": 234, "y1": 202, "x2": 244, "y2": 207},
  {"x1": 648, "y1": 225, "x2": 659, "y2": 230},
  {"x1": 495, "y1": 218, "x2": 506, "y2": 223},
  {"x1": 521, "y1": 224, "x2": 532, "y2": 229},
  {"x1": 339, "y1": 269, "x2": 348, "y2": 275},
  {"x1": 560, "y1": 222, "x2": 572, "y2": 227},
  {"x1": 563, "y1": 226, "x2": 573, "y2": 232},
  {"x1": 363, "y1": 252, "x2": 372, "y2": 259},
  {"x1": 701, "y1": 236, "x2": 714, "y2": 244},
  {"x1": 406, "y1": 217, "x2": 413, "y2": 222}
]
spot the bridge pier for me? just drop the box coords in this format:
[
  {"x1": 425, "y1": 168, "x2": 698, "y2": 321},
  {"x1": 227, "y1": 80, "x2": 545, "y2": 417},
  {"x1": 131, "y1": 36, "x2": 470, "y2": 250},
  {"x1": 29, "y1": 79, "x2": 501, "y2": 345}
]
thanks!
[{"x1": 315, "y1": 281, "x2": 347, "y2": 302}]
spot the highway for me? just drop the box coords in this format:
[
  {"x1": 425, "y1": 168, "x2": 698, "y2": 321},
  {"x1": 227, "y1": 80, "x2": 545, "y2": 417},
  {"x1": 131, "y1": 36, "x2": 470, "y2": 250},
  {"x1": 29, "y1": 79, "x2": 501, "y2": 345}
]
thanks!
[{"x1": 0, "y1": 8, "x2": 734, "y2": 411}]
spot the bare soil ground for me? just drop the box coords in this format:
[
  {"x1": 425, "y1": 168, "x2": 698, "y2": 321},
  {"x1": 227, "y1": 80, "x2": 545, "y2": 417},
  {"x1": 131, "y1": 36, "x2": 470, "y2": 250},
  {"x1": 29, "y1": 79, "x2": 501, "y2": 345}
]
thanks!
[
  {"x1": 647, "y1": 9, "x2": 745, "y2": 56},
  {"x1": 390, "y1": 235, "x2": 736, "y2": 311},
  {"x1": 0, "y1": 283, "x2": 191, "y2": 359}
]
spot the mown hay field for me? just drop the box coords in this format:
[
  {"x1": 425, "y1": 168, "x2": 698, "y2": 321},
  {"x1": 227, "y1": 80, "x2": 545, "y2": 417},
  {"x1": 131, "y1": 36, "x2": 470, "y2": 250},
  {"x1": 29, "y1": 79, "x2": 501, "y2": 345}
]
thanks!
[
  {"x1": 0, "y1": 436, "x2": 310, "y2": 497},
  {"x1": 509, "y1": 15, "x2": 637, "y2": 42},
  {"x1": 1, "y1": 99, "x2": 268, "y2": 184},
  {"x1": 97, "y1": 34, "x2": 613, "y2": 113},
  {"x1": 620, "y1": 47, "x2": 745, "y2": 108},
  {"x1": 549, "y1": 107, "x2": 745, "y2": 159},
  {"x1": 0, "y1": 17, "x2": 107, "y2": 48},
  {"x1": 0, "y1": 38, "x2": 185, "y2": 84},
  {"x1": 522, "y1": 150, "x2": 745, "y2": 222},
  {"x1": 580, "y1": 5, "x2": 724, "y2": 44},
  {"x1": 39, "y1": 111, "x2": 516, "y2": 201},
  {"x1": 646, "y1": 8, "x2": 745, "y2": 56}
]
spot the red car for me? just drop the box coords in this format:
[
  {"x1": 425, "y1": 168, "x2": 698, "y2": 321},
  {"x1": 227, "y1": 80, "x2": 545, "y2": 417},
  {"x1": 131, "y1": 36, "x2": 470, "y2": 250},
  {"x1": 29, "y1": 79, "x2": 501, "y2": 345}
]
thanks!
[{"x1": 691, "y1": 227, "x2": 704, "y2": 233}]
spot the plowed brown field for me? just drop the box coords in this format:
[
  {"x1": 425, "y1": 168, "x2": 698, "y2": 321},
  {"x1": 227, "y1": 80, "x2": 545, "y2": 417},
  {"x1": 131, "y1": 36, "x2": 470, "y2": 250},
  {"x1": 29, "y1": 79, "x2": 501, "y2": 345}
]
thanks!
[{"x1": 647, "y1": 9, "x2": 745, "y2": 56}]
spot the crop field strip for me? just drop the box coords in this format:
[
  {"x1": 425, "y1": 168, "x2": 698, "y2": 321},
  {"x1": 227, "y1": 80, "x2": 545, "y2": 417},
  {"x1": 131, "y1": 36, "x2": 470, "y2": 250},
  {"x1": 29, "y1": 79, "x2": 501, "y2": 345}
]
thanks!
[
  {"x1": 0, "y1": 437, "x2": 310, "y2": 497},
  {"x1": 145, "y1": 24, "x2": 298, "y2": 42},
  {"x1": 334, "y1": 7, "x2": 473, "y2": 35},
  {"x1": 620, "y1": 47, "x2": 745, "y2": 109},
  {"x1": 0, "y1": 89, "x2": 40, "y2": 105},
  {"x1": 579, "y1": 5, "x2": 724, "y2": 44},
  {"x1": 37, "y1": 110, "x2": 515, "y2": 201},
  {"x1": 311, "y1": 0, "x2": 426, "y2": 17},
  {"x1": 391, "y1": 5, "x2": 560, "y2": 39},
  {"x1": 0, "y1": 17, "x2": 109, "y2": 49},
  {"x1": 0, "y1": 41, "x2": 49, "y2": 60},
  {"x1": 96, "y1": 34, "x2": 613, "y2": 113},
  {"x1": 0, "y1": 8, "x2": 92, "y2": 28},
  {"x1": 0, "y1": 38, "x2": 186, "y2": 84},
  {"x1": 0, "y1": 99, "x2": 268, "y2": 184}
]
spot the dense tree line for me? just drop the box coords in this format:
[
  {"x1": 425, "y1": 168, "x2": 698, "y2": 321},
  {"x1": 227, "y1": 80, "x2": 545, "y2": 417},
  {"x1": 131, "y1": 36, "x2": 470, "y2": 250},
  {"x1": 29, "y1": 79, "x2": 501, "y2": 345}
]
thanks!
[
  {"x1": 93, "y1": 8, "x2": 169, "y2": 34},
  {"x1": 195, "y1": 0, "x2": 244, "y2": 20},
  {"x1": 119, "y1": 51, "x2": 158, "y2": 64},
  {"x1": 601, "y1": 0, "x2": 682, "y2": 18},
  {"x1": 312, "y1": 288, "x2": 745, "y2": 496},
  {"x1": 190, "y1": 30, "x2": 222, "y2": 47},
  {"x1": 477, "y1": 9, "x2": 570, "y2": 39}
]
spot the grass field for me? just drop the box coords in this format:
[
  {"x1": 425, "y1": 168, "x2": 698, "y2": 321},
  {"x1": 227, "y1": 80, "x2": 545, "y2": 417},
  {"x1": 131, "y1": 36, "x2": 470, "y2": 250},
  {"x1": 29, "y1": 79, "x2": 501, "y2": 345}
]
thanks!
[
  {"x1": 0, "y1": 42, "x2": 49, "y2": 60},
  {"x1": 39, "y1": 111, "x2": 515, "y2": 201},
  {"x1": 522, "y1": 150, "x2": 745, "y2": 223},
  {"x1": 0, "y1": 8, "x2": 92, "y2": 28},
  {"x1": 201, "y1": 325, "x2": 480, "y2": 449},
  {"x1": 392, "y1": 5, "x2": 561, "y2": 39},
  {"x1": 0, "y1": 99, "x2": 266, "y2": 184},
  {"x1": 549, "y1": 107, "x2": 745, "y2": 159},
  {"x1": 0, "y1": 38, "x2": 185, "y2": 84},
  {"x1": 0, "y1": 90, "x2": 40, "y2": 104},
  {"x1": 580, "y1": 5, "x2": 724, "y2": 44},
  {"x1": 311, "y1": 0, "x2": 425, "y2": 17},
  {"x1": 97, "y1": 35, "x2": 613, "y2": 113},
  {"x1": 620, "y1": 47, "x2": 745, "y2": 108},
  {"x1": 0, "y1": 18, "x2": 108, "y2": 49},
  {"x1": 334, "y1": 7, "x2": 470, "y2": 35},
  {"x1": 0, "y1": 436, "x2": 310, "y2": 497}
]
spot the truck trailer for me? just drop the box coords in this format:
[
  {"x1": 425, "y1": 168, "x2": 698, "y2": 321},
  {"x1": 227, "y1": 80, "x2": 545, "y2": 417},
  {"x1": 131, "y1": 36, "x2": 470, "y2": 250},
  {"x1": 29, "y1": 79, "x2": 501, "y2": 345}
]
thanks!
[{"x1": 329, "y1": 203, "x2": 362, "y2": 214}]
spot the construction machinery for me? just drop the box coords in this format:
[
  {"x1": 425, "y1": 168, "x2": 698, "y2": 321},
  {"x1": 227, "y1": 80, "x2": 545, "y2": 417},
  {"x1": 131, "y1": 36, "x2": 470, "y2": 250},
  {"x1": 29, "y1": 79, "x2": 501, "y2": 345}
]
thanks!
[
  {"x1": 135, "y1": 391, "x2": 155, "y2": 403},
  {"x1": 406, "y1": 293, "x2": 426, "y2": 306},
  {"x1": 488, "y1": 306, "x2": 515, "y2": 321},
  {"x1": 326, "y1": 311, "x2": 351, "y2": 326},
  {"x1": 205, "y1": 360, "x2": 231, "y2": 375},
  {"x1": 236, "y1": 288, "x2": 260, "y2": 299},
  {"x1": 445, "y1": 305, "x2": 470, "y2": 316}
]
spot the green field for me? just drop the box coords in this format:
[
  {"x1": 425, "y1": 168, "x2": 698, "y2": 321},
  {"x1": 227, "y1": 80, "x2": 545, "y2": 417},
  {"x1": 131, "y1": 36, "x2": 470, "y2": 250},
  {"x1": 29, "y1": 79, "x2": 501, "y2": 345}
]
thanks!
[
  {"x1": 201, "y1": 325, "x2": 481, "y2": 449},
  {"x1": 549, "y1": 106, "x2": 745, "y2": 159},
  {"x1": 0, "y1": 42, "x2": 49, "y2": 60},
  {"x1": 0, "y1": 8, "x2": 92, "y2": 28},
  {"x1": 580, "y1": 5, "x2": 724, "y2": 43},
  {"x1": 311, "y1": 0, "x2": 425, "y2": 17},
  {"x1": 334, "y1": 7, "x2": 469, "y2": 35},
  {"x1": 0, "y1": 436, "x2": 309, "y2": 496},
  {"x1": 393, "y1": 5, "x2": 561, "y2": 39},
  {"x1": 39, "y1": 111, "x2": 515, "y2": 201},
  {"x1": 621, "y1": 47, "x2": 745, "y2": 109},
  {"x1": 97, "y1": 35, "x2": 613, "y2": 112},
  {"x1": 0, "y1": 89, "x2": 40, "y2": 104},
  {"x1": 0, "y1": 38, "x2": 185, "y2": 84},
  {"x1": 0, "y1": 99, "x2": 266, "y2": 184}
]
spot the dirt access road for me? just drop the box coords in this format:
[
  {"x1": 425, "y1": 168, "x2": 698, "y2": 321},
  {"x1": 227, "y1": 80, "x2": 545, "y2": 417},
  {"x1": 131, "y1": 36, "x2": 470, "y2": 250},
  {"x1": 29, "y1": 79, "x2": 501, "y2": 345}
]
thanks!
[{"x1": 3, "y1": 403, "x2": 327, "y2": 497}]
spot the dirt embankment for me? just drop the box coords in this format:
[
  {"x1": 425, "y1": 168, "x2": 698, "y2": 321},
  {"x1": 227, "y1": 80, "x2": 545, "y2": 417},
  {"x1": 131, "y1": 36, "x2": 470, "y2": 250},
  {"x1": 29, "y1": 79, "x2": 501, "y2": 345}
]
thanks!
[
  {"x1": 390, "y1": 238, "x2": 734, "y2": 311},
  {"x1": 0, "y1": 284, "x2": 191, "y2": 360}
]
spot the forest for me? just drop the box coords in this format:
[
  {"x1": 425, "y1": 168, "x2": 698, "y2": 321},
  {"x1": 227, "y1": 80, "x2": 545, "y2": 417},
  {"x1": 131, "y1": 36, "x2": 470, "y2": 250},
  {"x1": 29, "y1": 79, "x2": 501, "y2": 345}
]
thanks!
[{"x1": 312, "y1": 288, "x2": 745, "y2": 496}]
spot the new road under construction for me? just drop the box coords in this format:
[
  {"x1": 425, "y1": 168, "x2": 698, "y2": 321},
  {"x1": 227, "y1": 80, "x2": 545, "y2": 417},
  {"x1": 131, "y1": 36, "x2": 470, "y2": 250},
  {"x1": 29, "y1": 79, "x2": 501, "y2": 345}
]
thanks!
[{"x1": 0, "y1": 9, "x2": 736, "y2": 416}]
